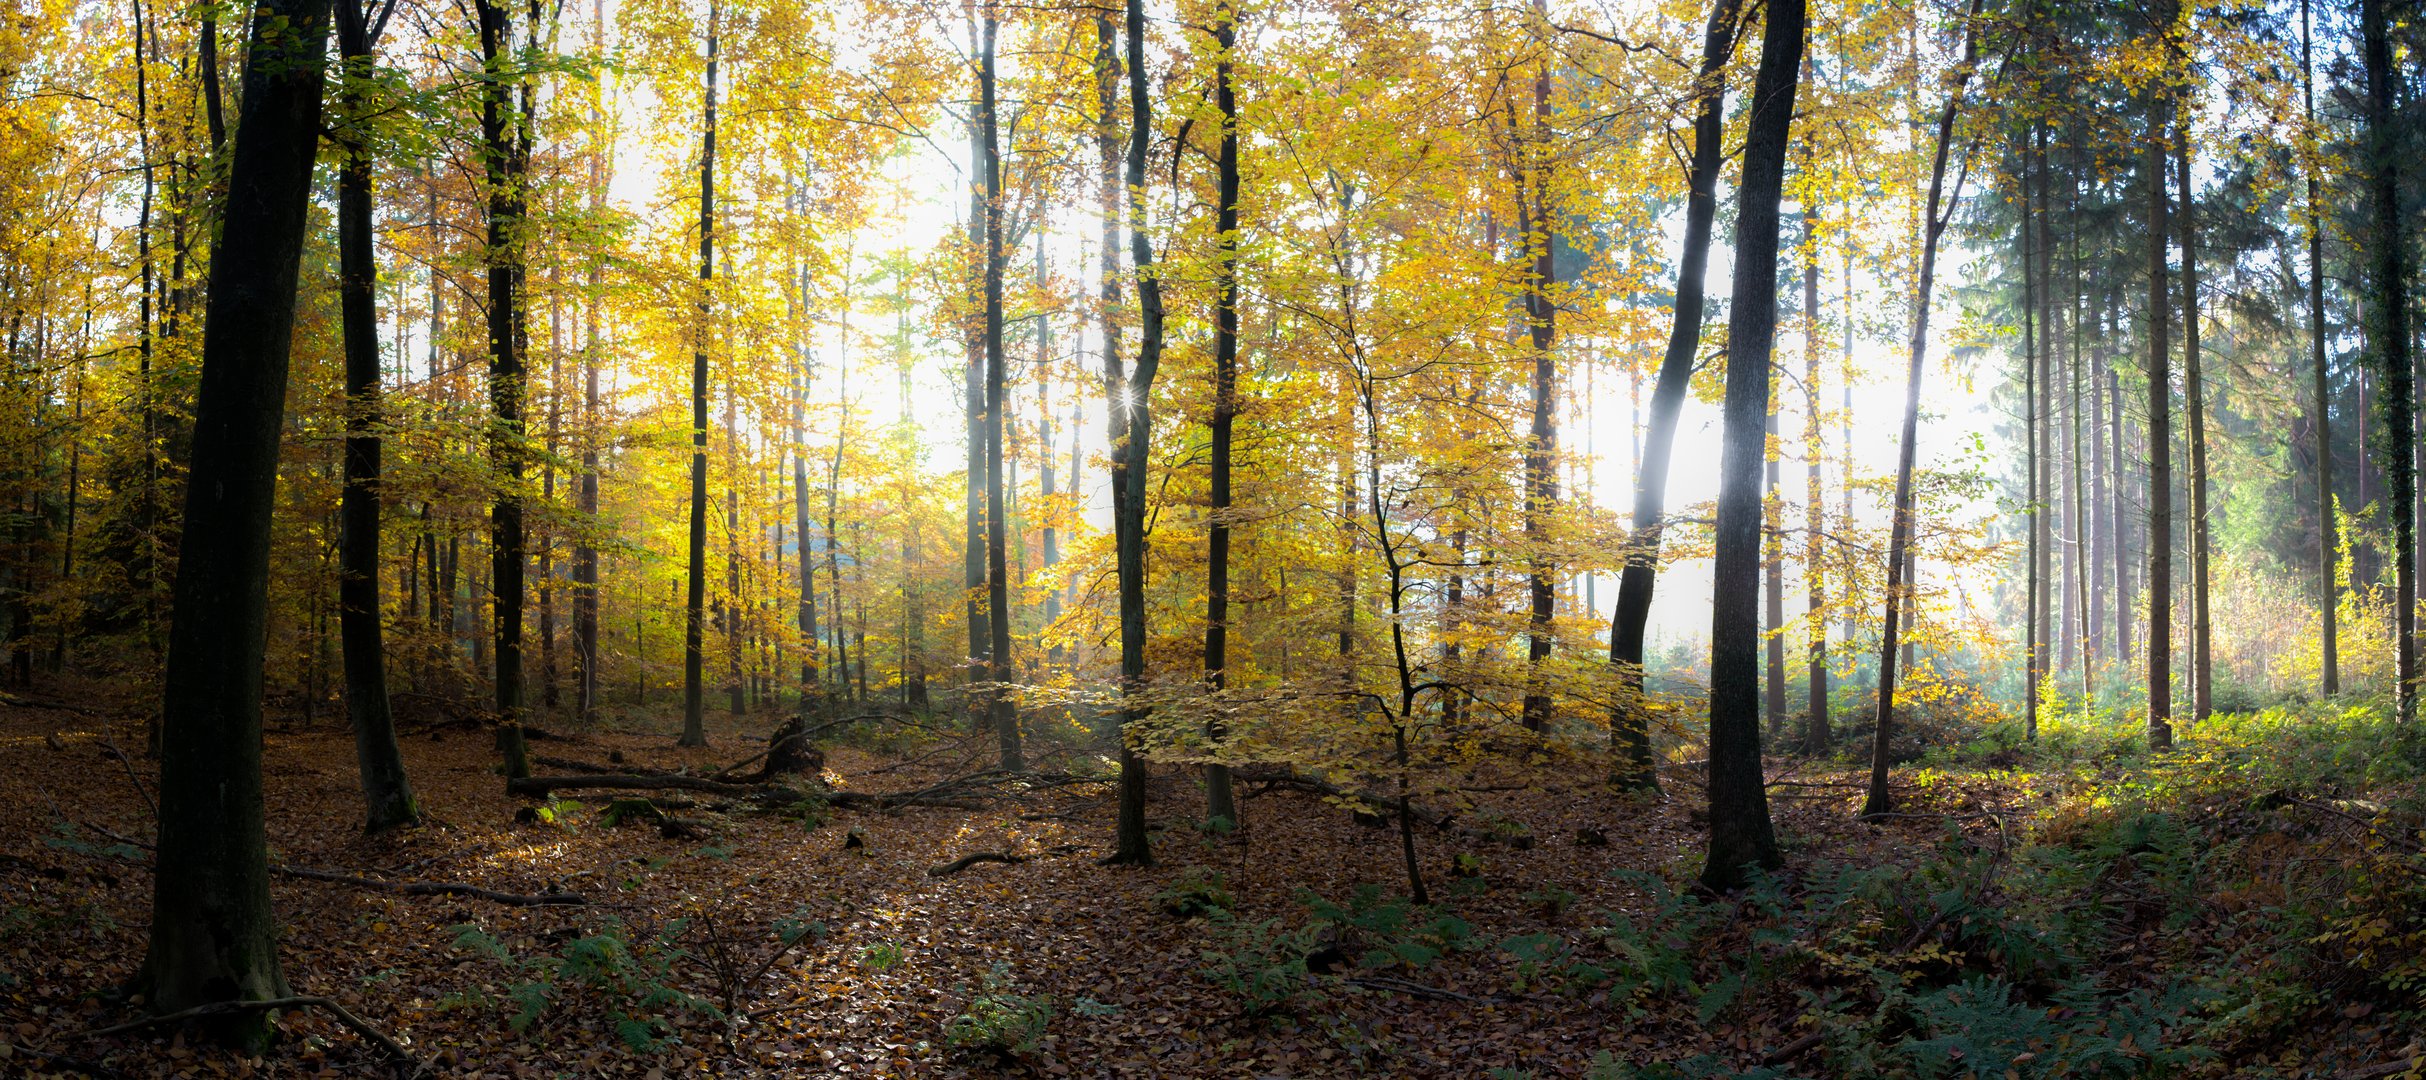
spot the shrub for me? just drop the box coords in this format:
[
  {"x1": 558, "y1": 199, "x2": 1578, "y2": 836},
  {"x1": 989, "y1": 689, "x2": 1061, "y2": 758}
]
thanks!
[{"x1": 943, "y1": 963, "x2": 1053, "y2": 1058}]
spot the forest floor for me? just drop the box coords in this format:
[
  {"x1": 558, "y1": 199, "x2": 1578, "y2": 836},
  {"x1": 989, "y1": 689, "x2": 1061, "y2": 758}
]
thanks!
[{"x1": 3, "y1": 686, "x2": 2424, "y2": 1079}]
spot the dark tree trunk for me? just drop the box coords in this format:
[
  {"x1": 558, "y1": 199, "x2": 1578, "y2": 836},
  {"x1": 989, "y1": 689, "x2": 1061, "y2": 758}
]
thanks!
[
  {"x1": 2144, "y1": 18, "x2": 2174, "y2": 750},
  {"x1": 2023, "y1": 130, "x2": 2043, "y2": 739},
  {"x1": 2176, "y1": 138, "x2": 2210, "y2": 724},
  {"x1": 1201, "y1": 0, "x2": 1240, "y2": 826},
  {"x1": 2304, "y1": 0, "x2": 2336, "y2": 697},
  {"x1": 792, "y1": 209, "x2": 820, "y2": 711},
  {"x1": 1520, "y1": 5, "x2": 1557, "y2": 736},
  {"x1": 476, "y1": 0, "x2": 532, "y2": 777},
  {"x1": 2361, "y1": 0, "x2": 2414, "y2": 723},
  {"x1": 1862, "y1": 0, "x2": 1981, "y2": 818},
  {"x1": 1107, "y1": 0, "x2": 1166, "y2": 864},
  {"x1": 335, "y1": 0, "x2": 415, "y2": 831},
  {"x1": 1700, "y1": 0, "x2": 1801, "y2": 892},
  {"x1": 1096, "y1": 13, "x2": 1149, "y2": 864},
  {"x1": 2110, "y1": 353, "x2": 2133, "y2": 665},
  {"x1": 573, "y1": 67, "x2": 603, "y2": 723},
  {"x1": 680, "y1": 1, "x2": 718, "y2": 747},
  {"x1": 135, "y1": 0, "x2": 331, "y2": 1036},
  {"x1": 1607, "y1": 0, "x2": 1742, "y2": 789}
]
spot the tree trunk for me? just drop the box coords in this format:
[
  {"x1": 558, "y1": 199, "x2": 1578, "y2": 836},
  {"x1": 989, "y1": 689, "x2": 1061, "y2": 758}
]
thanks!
[
  {"x1": 572, "y1": 0, "x2": 604, "y2": 726},
  {"x1": 1107, "y1": 0, "x2": 1166, "y2": 864},
  {"x1": 1802, "y1": 228, "x2": 1826, "y2": 754},
  {"x1": 335, "y1": 0, "x2": 415, "y2": 831},
  {"x1": 2176, "y1": 136, "x2": 2210, "y2": 724},
  {"x1": 1607, "y1": 0, "x2": 1742, "y2": 790},
  {"x1": 1862, "y1": 0, "x2": 1981, "y2": 818},
  {"x1": 1201, "y1": 0, "x2": 1241, "y2": 826},
  {"x1": 476, "y1": 0, "x2": 532, "y2": 777},
  {"x1": 975, "y1": 14, "x2": 1020, "y2": 772},
  {"x1": 680, "y1": 0, "x2": 718, "y2": 747},
  {"x1": 136, "y1": 0, "x2": 330, "y2": 1036},
  {"x1": 2361, "y1": 0, "x2": 2415, "y2": 724},
  {"x1": 1699, "y1": 0, "x2": 1800, "y2": 892},
  {"x1": 2022, "y1": 130, "x2": 2043, "y2": 739},
  {"x1": 2144, "y1": 15, "x2": 2174, "y2": 749},
  {"x1": 1520, "y1": 3, "x2": 1557, "y2": 736},
  {"x1": 1097, "y1": 12, "x2": 1148, "y2": 864},
  {"x1": 2303, "y1": 0, "x2": 2336, "y2": 697},
  {"x1": 1763, "y1": 359, "x2": 1785, "y2": 740}
]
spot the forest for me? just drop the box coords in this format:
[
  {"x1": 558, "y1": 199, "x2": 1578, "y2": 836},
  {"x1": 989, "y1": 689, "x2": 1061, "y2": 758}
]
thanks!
[{"x1": 1, "y1": 0, "x2": 2424, "y2": 1073}]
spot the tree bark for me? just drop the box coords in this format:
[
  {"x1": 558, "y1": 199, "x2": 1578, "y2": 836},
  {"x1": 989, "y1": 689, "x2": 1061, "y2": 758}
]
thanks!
[
  {"x1": 2303, "y1": 0, "x2": 2336, "y2": 697},
  {"x1": 476, "y1": 0, "x2": 532, "y2": 777},
  {"x1": 2176, "y1": 134, "x2": 2210, "y2": 724},
  {"x1": 680, "y1": 0, "x2": 718, "y2": 747},
  {"x1": 2022, "y1": 129, "x2": 2043, "y2": 739},
  {"x1": 1607, "y1": 0, "x2": 1742, "y2": 790},
  {"x1": 1802, "y1": 226, "x2": 1826, "y2": 754},
  {"x1": 335, "y1": 0, "x2": 416, "y2": 831},
  {"x1": 1862, "y1": 0, "x2": 1981, "y2": 818},
  {"x1": 975, "y1": 14, "x2": 1020, "y2": 772},
  {"x1": 1700, "y1": 0, "x2": 1801, "y2": 891},
  {"x1": 1201, "y1": 0, "x2": 1241, "y2": 826},
  {"x1": 1108, "y1": 0, "x2": 1167, "y2": 864},
  {"x1": 2361, "y1": 0, "x2": 2414, "y2": 724},
  {"x1": 2143, "y1": 7, "x2": 2174, "y2": 749},
  {"x1": 135, "y1": 0, "x2": 331, "y2": 1037},
  {"x1": 1520, "y1": 0, "x2": 1558, "y2": 736}
]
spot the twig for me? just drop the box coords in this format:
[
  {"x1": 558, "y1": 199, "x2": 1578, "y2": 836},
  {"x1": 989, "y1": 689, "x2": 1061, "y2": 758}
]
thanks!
[
  {"x1": 0, "y1": 1042, "x2": 124, "y2": 1078},
  {"x1": 1761, "y1": 1029, "x2": 1826, "y2": 1066},
  {"x1": 99, "y1": 741, "x2": 157, "y2": 821},
  {"x1": 77, "y1": 995, "x2": 422, "y2": 1075},
  {"x1": 1344, "y1": 975, "x2": 1503, "y2": 1003},
  {"x1": 2282, "y1": 796, "x2": 2426, "y2": 855},
  {"x1": 2337, "y1": 1057, "x2": 2425, "y2": 1080}
]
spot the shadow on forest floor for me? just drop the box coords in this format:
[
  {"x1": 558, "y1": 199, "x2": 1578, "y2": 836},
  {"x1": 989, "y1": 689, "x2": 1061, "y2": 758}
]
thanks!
[{"x1": 2, "y1": 687, "x2": 2423, "y2": 1078}]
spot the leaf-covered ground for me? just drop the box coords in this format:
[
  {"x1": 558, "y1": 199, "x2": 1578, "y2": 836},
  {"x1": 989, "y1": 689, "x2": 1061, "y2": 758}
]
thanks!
[{"x1": 3, "y1": 691, "x2": 2423, "y2": 1078}]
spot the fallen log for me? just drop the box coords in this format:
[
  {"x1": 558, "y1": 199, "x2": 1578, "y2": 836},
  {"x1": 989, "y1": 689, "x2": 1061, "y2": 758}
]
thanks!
[
  {"x1": 509, "y1": 773, "x2": 775, "y2": 798},
  {"x1": 535, "y1": 755, "x2": 672, "y2": 777},
  {"x1": 271, "y1": 866, "x2": 587, "y2": 907},
  {"x1": 926, "y1": 851, "x2": 1027, "y2": 876}
]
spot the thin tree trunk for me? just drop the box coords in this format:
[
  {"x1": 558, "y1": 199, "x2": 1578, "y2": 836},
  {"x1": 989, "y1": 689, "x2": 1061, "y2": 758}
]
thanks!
[
  {"x1": 2176, "y1": 136, "x2": 2210, "y2": 723},
  {"x1": 1764, "y1": 360, "x2": 1785, "y2": 740},
  {"x1": 1862, "y1": 0, "x2": 1982, "y2": 818},
  {"x1": 1520, "y1": 0, "x2": 1557, "y2": 736},
  {"x1": 1102, "y1": 4, "x2": 1159, "y2": 865},
  {"x1": 135, "y1": 0, "x2": 330, "y2": 1033},
  {"x1": 2143, "y1": 18, "x2": 2175, "y2": 749},
  {"x1": 1201, "y1": 0, "x2": 1240, "y2": 825},
  {"x1": 2023, "y1": 130, "x2": 2043, "y2": 738},
  {"x1": 1700, "y1": 0, "x2": 1801, "y2": 891},
  {"x1": 976, "y1": 13, "x2": 1020, "y2": 771},
  {"x1": 1608, "y1": 0, "x2": 1742, "y2": 789},
  {"x1": 335, "y1": 0, "x2": 415, "y2": 830},
  {"x1": 1803, "y1": 227, "x2": 1827, "y2": 754},
  {"x1": 2303, "y1": 0, "x2": 2336, "y2": 697},
  {"x1": 680, "y1": 0, "x2": 718, "y2": 747},
  {"x1": 573, "y1": 16, "x2": 603, "y2": 724}
]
